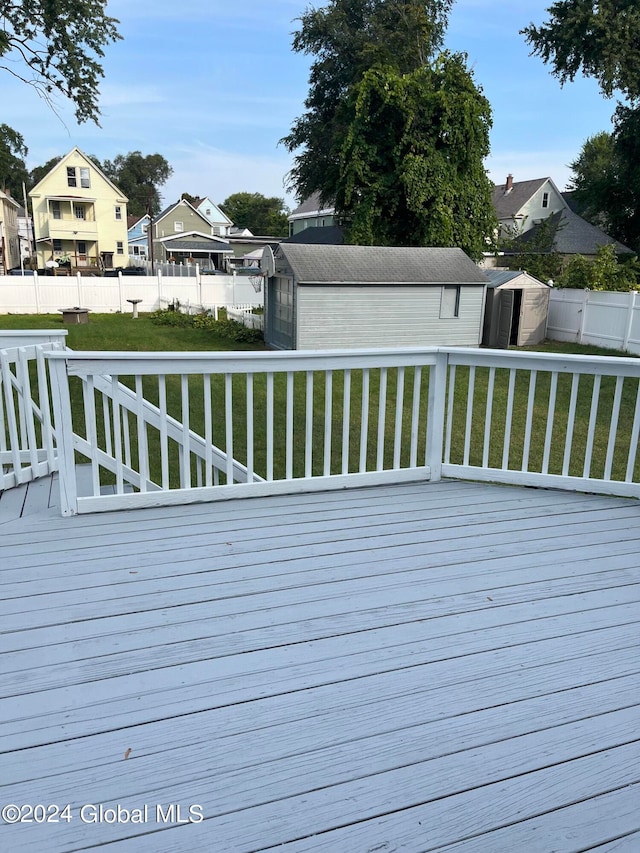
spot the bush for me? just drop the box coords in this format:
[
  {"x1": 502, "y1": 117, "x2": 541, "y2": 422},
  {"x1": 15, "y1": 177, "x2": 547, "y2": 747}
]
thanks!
[{"x1": 151, "y1": 307, "x2": 263, "y2": 342}]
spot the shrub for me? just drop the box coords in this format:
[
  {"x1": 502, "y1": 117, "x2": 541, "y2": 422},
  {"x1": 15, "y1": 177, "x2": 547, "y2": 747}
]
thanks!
[{"x1": 151, "y1": 307, "x2": 263, "y2": 342}]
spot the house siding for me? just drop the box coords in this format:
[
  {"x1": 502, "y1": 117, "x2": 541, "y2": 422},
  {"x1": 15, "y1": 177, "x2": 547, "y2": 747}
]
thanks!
[
  {"x1": 30, "y1": 149, "x2": 129, "y2": 269},
  {"x1": 296, "y1": 285, "x2": 485, "y2": 350},
  {"x1": 513, "y1": 180, "x2": 565, "y2": 233}
]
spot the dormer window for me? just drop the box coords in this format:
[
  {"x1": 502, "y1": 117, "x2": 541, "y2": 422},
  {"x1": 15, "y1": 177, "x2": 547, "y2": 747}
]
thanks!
[{"x1": 542, "y1": 192, "x2": 549, "y2": 208}]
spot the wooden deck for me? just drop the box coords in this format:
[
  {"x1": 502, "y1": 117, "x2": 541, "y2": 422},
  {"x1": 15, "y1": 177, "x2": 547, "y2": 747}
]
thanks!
[{"x1": 1, "y1": 478, "x2": 639, "y2": 851}]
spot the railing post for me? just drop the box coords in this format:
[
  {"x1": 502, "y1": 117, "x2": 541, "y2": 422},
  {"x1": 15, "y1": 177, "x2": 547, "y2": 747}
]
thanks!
[
  {"x1": 426, "y1": 349, "x2": 449, "y2": 482},
  {"x1": 47, "y1": 354, "x2": 78, "y2": 516}
]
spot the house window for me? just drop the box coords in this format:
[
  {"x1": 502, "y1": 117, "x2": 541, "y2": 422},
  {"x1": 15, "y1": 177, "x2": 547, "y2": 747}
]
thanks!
[
  {"x1": 51, "y1": 201, "x2": 61, "y2": 220},
  {"x1": 80, "y1": 168, "x2": 90, "y2": 188},
  {"x1": 77, "y1": 241, "x2": 87, "y2": 254},
  {"x1": 116, "y1": 241, "x2": 124, "y2": 255},
  {"x1": 174, "y1": 221, "x2": 184, "y2": 232},
  {"x1": 53, "y1": 239, "x2": 63, "y2": 252},
  {"x1": 542, "y1": 192, "x2": 549, "y2": 208},
  {"x1": 440, "y1": 285, "x2": 461, "y2": 319},
  {"x1": 75, "y1": 205, "x2": 86, "y2": 220},
  {"x1": 114, "y1": 205, "x2": 122, "y2": 220},
  {"x1": 142, "y1": 223, "x2": 148, "y2": 234},
  {"x1": 206, "y1": 208, "x2": 211, "y2": 216},
  {"x1": 67, "y1": 167, "x2": 77, "y2": 187}
]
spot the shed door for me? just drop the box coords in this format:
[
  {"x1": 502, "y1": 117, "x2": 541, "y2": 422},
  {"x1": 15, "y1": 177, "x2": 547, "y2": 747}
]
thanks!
[
  {"x1": 268, "y1": 276, "x2": 294, "y2": 350},
  {"x1": 517, "y1": 288, "x2": 550, "y2": 346},
  {"x1": 496, "y1": 289, "x2": 514, "y2": 349}
]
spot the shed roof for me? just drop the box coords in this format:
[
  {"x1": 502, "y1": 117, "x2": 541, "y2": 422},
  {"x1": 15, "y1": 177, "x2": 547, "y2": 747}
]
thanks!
[
  {"x1": 277, "y1": 244, "x2": 487, "y2": 284},
  {"x1": 483, "y1": 269, "x2": 551, "y2": 289}
]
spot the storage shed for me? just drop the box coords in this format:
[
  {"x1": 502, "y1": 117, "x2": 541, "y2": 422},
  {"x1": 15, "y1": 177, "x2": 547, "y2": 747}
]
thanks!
[
  {"x1": 264, "y1": 244, "x2": 488, "y2": 350},
  {"x1": 482, "y1": 270, "x2": 551, "y2": 348}
]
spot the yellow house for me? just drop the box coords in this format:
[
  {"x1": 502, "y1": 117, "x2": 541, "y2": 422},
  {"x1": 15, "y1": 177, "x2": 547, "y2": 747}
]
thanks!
[{"x1": 29, "y1": 148, "x2": 129, "y2": 272}]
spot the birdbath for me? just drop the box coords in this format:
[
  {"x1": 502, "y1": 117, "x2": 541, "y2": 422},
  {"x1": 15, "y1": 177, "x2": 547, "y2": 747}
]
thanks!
[{"x1": 127, "y1": 298, "x2": 143, "y2": 319}]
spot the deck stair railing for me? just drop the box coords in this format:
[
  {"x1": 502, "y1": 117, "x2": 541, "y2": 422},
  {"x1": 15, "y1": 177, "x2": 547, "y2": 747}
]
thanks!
[
  {"x1": 46, "y1": 348, "x2": 442, "y2": 514},
  {"x1": 0, "y1": 331, "x2": 67, "y2": 490}
]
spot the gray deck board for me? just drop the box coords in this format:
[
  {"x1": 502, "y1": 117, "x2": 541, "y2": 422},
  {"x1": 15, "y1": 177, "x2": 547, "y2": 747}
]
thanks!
[{"x1": 1, "y1": 480, "x2": 639, "y2": 852}]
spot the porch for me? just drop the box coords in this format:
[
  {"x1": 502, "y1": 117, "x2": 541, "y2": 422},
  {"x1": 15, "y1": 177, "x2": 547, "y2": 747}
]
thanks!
[{"x1": 1, "y1": 478, "x2": 639, "y2": 851}]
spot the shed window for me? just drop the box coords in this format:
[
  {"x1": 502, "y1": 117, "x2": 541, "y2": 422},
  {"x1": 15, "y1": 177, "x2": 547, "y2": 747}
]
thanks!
[{"x1": 440, "y1": 285, "x2": 461, "y2": 319}]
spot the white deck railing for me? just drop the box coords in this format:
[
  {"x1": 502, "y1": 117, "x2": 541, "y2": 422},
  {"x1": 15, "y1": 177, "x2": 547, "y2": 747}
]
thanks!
[
  {"x1": 28, "y1": 345, "x2": 640, "y2": 514},
  {"x1": 46, "y1": 349, "x2": 442, "y2": 514},
  {"x1": 0, "y1": 331, "x2": 67, "y2": 489}
]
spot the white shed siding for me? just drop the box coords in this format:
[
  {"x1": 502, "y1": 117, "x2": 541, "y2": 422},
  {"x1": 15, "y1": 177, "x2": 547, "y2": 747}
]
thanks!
[{"x1": 296, "y1": 285, "x2": 484, "y2": 350}]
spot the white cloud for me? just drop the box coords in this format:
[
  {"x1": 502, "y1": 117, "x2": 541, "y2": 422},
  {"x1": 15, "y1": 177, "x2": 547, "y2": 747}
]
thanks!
[{"x1": 99, "y1": 84, "x2": 166, "y2": 108}]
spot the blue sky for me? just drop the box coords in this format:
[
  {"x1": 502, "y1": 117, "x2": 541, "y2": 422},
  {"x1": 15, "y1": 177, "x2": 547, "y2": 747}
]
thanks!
[{"x1": 1, "y1": 0, "x2": 619, "y2": 211}]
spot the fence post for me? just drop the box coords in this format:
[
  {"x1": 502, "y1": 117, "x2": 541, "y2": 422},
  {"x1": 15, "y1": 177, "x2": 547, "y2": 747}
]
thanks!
[
  {"x1": 118, "y1": 270, "x2": 124, "y2": 313},
  {"x1": 157, "y1": 268, "x2": 163, "y2": 309},
  {"x1": 623, "y1": 291, "x2": 637, "y2": 352},
  {"x1": 425, "y1": 349, "x2": 449, "y2": 482},
  {"x1": 578, "y1": 290, "x2": 589, "y2": 344},
  {"x1": 46, "y1": 354, "x2": 78, "y2": 516},
  {"x1": 33, "y1": 269, "x2": 40, "y2": 314}
]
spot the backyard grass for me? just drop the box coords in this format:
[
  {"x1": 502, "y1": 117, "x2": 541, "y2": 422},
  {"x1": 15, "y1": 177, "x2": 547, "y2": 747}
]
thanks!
[{"x1": 1, "y1": 312, "x2": 638, "y2": 487}]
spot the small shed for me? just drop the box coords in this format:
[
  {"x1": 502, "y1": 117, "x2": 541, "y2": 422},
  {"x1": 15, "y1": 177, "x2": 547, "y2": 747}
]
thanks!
[
  {"x1": 264, "y1": 244, "x2": 488, "y2": 350},
  {"x1": 482, "y1": 270, "x2": 551, "y2": 348}
]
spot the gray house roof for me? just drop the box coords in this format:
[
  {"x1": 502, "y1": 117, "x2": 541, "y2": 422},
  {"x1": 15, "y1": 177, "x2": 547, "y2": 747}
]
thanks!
[
  {"x1": 282, "y1": 226, "x2": 345, "y2": 245},
  {"x1": 511, "y1": 208, "x2": 633, "y2": 256},
  {"x1": 492, "y1": 178, "x2": 548, "y2": 220},
  {"x1": 288, "y1": 192, "x2": 335, "y2": 219},
  {"x1": 277, "y1": 244, "x2": 487, "y2": 284}
]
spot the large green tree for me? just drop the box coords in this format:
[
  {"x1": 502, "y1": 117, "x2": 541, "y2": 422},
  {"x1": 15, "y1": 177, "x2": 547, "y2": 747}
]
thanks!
[
  {"x1": 0, "y1": 1, "x2": 122, "y2": 124},
  {"x1": 0, "y1": 124, "x2": 28, "y2": 198},
  {"x1": 524, "y1": 1, "x2": 640, "y2": 253},
  {"x1": 220, "y1": 192, "x2": 290, "y2": 237},
  {"x1": 282, "y1": 0, "x2": 495, "y2": 256},
  {"x1": 522, "y1": 1, "x2": 640, "y2": 101},
  {"x1": 101, "y1": 152, "x2": 173, "y2": 216}
]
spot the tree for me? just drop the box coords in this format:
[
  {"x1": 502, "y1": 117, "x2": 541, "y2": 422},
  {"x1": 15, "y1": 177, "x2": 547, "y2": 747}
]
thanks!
[
  {"x1": 337, "y1": 56, "x2": 495, "y2": 257},
  {"x1": 180, "y1": 192, "x2": 198, "y2": 206},
  {"x1": 557, "y1": 244, "x2": 639, "y2": 291},
  {"x1": 0, "y1": 124, "x2": 28, "y2": 198},
  {"x1": 282, "y1": 0, "x2": 495, "y2": 257},
  {"x1": 101, "y1": 152, "x2": 173, "y2": 216},
  {"x1": 0, "y1": 1, "x2": 122, "y2": 125},
  {"x1": 523, "y1": 2, "x2": 640, "y2": 253},
  {"x1": 220, "y1": 192, "x2": 290, "y2": 237},
  {"x1": 522, "y1": 1, "x2": 640, "y2": 101},
  {"x1": 568, "y1": 111, "x2": 640, "y2": 253},
  {"x1": 283, "y1": 0, "x2": 452, "y2": 205}
]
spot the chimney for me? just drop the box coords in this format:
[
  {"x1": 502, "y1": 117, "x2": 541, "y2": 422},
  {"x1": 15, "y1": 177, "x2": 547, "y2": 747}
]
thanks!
[{"x1": 505, "y1": 174, "x2": 513, "y2": 193}]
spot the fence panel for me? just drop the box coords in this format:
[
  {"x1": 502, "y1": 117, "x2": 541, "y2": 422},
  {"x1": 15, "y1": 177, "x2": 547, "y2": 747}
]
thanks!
[
  {"x1": 548, "y1": 289, "x2": 640, "y2": 354},
  {"x1": 0, "y1": 272, "x2": 264, "y2": 314}
]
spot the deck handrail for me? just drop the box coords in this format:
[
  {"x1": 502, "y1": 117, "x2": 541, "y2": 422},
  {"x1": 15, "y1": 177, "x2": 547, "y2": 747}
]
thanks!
[{"x1": 43, "y1": 346, "x2": 640, "y2": 515}]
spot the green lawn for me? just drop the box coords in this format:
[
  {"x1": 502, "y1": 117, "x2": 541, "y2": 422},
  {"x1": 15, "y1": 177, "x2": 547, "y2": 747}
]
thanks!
[{"x1": 1, "y1": 313, "x2": 638, "y2": 486}]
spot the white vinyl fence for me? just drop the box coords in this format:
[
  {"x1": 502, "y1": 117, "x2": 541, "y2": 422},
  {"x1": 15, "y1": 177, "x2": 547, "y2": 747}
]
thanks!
[
  {"x1": 548, "y1": 289, "x2": 640, "y2": 354},
  {"x1": 0, "y1": 271, "x2": 264, "y2": 315}
]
